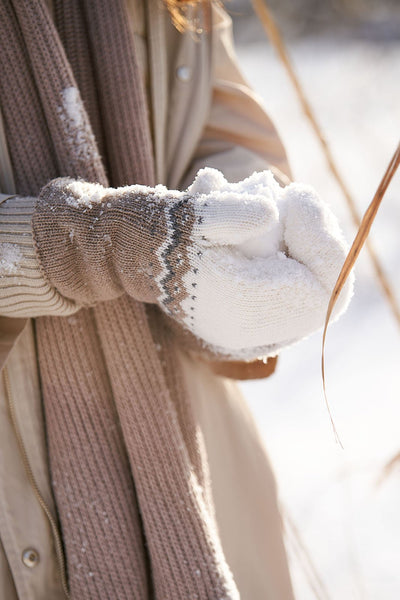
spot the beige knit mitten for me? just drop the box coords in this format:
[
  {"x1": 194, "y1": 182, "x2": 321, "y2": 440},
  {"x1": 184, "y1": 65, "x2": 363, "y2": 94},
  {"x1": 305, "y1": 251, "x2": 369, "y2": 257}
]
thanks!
[{"x1": 33, "y1": 168, "x2": 353, "y2": 360}]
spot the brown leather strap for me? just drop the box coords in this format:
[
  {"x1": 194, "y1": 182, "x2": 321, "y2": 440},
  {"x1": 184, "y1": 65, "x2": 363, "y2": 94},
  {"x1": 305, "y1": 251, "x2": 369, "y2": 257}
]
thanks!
[{"x1": 209, "y1": 356, "x2": 278, "y2": 380}]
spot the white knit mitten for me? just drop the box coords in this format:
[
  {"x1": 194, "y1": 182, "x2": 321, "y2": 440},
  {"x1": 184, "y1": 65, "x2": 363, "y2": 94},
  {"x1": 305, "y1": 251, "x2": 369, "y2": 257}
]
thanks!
[
  {"x1": 175, "y1": 168, "x2": 353, "y2": 359},
  {"x1": 34, "y1": 168, "x2": 353, "y2": 360}
]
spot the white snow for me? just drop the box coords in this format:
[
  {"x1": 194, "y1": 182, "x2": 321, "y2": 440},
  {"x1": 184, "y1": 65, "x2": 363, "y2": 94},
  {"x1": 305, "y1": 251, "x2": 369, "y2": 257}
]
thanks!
[
  {"x1": 64, "y1": 180, "x2": 108, "y2": 209},
  {"x1": 0, "y1": 243, "x2": 23, "y2": 274},
  {"x1": 61, "y1": 178, "x2": 184, "y2": 211},
  {"x1": 236, "y1": 33, "x2": 400, "y2": 600},
  {"x1": 61, "y1": 87, "x2": 85, "y2": 132},
  {"x1": 58, "y1": 86, "x2": 101, "y2": 163},
  {"x1": 189, "y1": 167, "x2": 284, "y2": 258}
]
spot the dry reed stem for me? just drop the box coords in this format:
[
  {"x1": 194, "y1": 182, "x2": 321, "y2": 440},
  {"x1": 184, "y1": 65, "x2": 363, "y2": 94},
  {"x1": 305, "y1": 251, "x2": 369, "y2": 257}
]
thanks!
[
  {"x1": 251, "y1": 0, "x2": 400, "y2": 331},
  {"x1": 251, "y1": 0, "x2": 400, "y2": 443},
  {"x1": 321, "y1": 143, "x2": 400, "y2": 445}
]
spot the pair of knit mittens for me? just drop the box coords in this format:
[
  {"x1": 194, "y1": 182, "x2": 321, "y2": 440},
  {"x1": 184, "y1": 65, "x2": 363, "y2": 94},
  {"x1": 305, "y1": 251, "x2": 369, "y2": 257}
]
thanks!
[{"x1": 33, "y1": 168, "x2": 353, "y2": 360}]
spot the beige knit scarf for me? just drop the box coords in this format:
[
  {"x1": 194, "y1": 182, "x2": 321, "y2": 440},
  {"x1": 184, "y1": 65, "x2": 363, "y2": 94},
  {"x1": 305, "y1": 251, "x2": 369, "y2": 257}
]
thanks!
[{"x1": 0, "y1": 1, "x2": 238, "y2": 598}]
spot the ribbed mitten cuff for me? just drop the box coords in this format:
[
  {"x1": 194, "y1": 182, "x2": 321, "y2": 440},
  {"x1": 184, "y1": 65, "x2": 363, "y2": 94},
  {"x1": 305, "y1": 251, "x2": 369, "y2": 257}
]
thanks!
[{"x1": 32, "y1": 177, "x2": 187, "y2": 307}]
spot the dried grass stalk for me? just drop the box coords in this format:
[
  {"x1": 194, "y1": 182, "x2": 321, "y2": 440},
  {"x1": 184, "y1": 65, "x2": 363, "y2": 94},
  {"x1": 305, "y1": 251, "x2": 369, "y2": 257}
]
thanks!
[
  {"x1": 251, "y1": 0, "x2": 400, "y2": 330},
  {"x1": 250, "y1": 0, "x2": 400, "y2": 440},
  {"x1": 322, "y1": 143, "x2": 400, "y2": 444}
]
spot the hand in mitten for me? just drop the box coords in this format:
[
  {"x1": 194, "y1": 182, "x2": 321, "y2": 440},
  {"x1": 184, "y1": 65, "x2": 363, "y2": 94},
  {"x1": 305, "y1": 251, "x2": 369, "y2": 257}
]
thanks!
[
  {"x1": 178, "y1": 169, "x2": 353, "y2": 359},
  {"x1": 33, "y1": 168, "x2": 352, "y2": 360},
  {"x1": 32, "y1": 170, "x2": 278, "y2": 310}
]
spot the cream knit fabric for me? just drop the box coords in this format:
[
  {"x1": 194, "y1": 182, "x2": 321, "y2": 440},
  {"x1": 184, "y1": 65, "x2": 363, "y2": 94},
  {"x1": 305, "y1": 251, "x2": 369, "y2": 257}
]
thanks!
[
  {"x1": 0, "y1": 195, "x2": 78, "y2": 316},
  {"x1": 33, "y1": 167, "x2": 353, "y2": 360}
]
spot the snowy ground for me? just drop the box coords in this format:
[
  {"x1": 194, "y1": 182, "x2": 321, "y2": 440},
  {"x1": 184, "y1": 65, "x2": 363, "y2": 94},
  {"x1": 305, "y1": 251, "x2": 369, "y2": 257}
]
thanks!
[{"x1": 235, "y1": 26, "x2": 400, "y2": 600}]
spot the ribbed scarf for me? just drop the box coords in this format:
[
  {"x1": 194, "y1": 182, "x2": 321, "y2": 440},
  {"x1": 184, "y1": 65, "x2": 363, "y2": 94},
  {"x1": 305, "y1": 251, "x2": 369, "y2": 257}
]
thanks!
[{"x1": 0, "y1": 1, "x2": 239, "y2": 598}]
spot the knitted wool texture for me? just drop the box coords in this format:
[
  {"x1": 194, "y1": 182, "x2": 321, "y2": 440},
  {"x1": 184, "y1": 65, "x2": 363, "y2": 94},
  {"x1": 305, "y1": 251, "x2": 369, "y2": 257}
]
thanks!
[
  {"x1": 33, "y1": 172, "x2": 278, "y2": 357},
  {"x1": 0, "y1": 1, "x2": 239, "y2": 599},
  {"x1": 34, "y1": 168, "x2": 352, "y2": 360}
]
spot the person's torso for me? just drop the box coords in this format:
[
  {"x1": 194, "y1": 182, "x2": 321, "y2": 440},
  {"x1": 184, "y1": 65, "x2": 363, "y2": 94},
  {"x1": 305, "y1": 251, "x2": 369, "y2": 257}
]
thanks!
[{"x1": 0, "y1": 2, "x2": 214, "y2": 597}]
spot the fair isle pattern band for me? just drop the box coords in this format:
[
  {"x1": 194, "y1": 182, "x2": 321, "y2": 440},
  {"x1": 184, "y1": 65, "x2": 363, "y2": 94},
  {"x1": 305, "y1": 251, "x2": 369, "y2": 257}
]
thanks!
[{"x1": 157, "y1": 195, "x2": 197, "y2": 320}]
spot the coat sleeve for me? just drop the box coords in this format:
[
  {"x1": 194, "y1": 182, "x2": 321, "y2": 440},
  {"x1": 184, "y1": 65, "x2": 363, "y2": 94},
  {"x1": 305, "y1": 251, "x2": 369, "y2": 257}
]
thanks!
[
  {"x1": 0, "y1": 97, "x2": 79, "y2": 319},
  {"x1": 180, "y1": 4, "x2": 292, "y2": 190}
]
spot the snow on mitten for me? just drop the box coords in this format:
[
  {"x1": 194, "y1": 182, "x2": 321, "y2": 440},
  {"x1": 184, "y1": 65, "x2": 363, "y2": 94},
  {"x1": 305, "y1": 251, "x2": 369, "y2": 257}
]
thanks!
[
  {"x1": 32, "y1": 170, "x2": 278, "y2": 322},
  {"x1": 33, "y1": 169, "x2": 353, "y2": 360},
  {"x1": 182, "y1": 171, "x2": 353, "y2": 359}
]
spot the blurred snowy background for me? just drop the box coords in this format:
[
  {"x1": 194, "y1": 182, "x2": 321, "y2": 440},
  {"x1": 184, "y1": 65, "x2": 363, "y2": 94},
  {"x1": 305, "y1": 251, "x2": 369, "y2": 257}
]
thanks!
[{"x1": 228, "y1": 1, "x2": 400, "y2": 598}]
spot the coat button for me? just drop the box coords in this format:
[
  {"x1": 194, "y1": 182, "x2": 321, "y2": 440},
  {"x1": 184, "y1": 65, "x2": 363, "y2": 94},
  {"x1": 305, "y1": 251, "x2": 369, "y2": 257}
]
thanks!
[
  {"x1": 22, "y1": 548, "x2": 40, "y2": 568},
  {"x1": 176, "y1": 65, "x2": 192, "y2": 82}
]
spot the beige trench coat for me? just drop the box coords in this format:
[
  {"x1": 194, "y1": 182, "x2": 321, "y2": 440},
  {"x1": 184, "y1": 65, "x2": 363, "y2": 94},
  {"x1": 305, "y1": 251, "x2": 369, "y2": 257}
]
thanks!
[{"x1": 0, "y1": 1, "x2": 294, "y2": 598}]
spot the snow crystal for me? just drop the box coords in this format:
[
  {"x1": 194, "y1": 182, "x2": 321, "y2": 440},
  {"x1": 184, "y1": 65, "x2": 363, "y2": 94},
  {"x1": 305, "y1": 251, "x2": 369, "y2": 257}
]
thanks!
[
  {"x1": 0, "y1": 243, "x2": 23, "y2": 274},
  {"x1": 188, "y1": 167, "x2": 228, "y2": 195},
  {"x1": 62, "y1": 178, "x2": 179, "y2": 211},
  {"x1": 188, "y1": 167, "x2": 347, "y2": 265},
  {"x1": 58, "y1": 86, "x2": 100, "y2": 164},
  {"x1": 65, "y1": 180, "x2": 107, "y2": 209},
  {"x1": 188, "y1": 166, "x2": 281, "y2": 202},
  {"x1": 188, "y1": 167, "x2": 285, "y2": 259},
  {"x1": 62, "y1": 87, "x2": 85, "y2": 130}
]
